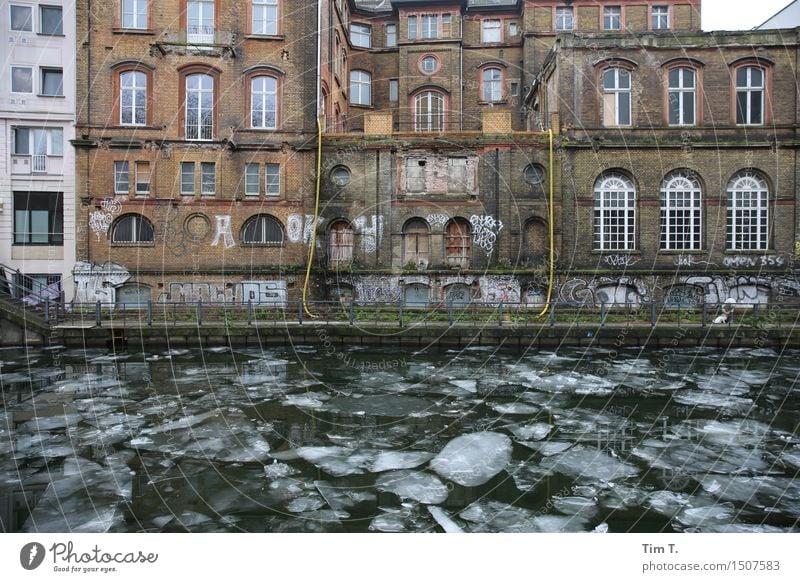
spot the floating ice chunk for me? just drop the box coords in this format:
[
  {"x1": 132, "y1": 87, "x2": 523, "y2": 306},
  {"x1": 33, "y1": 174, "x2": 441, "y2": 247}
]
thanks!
[
  {"x1": 295, "y1": 446, "x2": 374, "y2": 477},
  {"x1": 264, "y1": 460, "x2": 299, "y2": 479},
  {"x1": 598, "y1": 484, "x2": 649, "y2": 510},
  {"x1": 21, "y1": 412, "x2": 83, "y2": 432},
  {"x1": 519, "y1": 441, "x2": 572, "y2": 457},
  {"x1": 506, "y1": 461, "x2": 552, "y2": 492},
  {"x1": 552, "y1": 496, "x2": 598, "y2": 519},
  {"x1": 460, "y1": 500, "x2": 537, "y2": 533},
  {"x1": 376, "y1": 470, "x2": 449, "y2": 504},
  {"x1": 540, "y1": 445, "x2": 639, "y2": 482},
  {"x1": 646, "y1": 491, "x2": 691, "y2": 518},
  {"x1": 508, "y1": 422, "x2": 553, "y2": 441},
  {"x1": 370, "y1": 512, "x2": 408, "y2": 532},
  {"x1": 428, "y1": 506, "x2": 463, "y2": 533},
  {"x1": 282, "y1": 394, "x2": 327, "y2": 409},
  {"x1": 672, "y1": 390, "x2": 753, "y2": 412},
  {"x1": 152, "y1": 515, "x2": 174, "y2": 529},
  {"x1": 688, "y1": 523, "x2": 790, "y2": 533},
  {"x1": 129, "y1": 437, "x2": 154, "y2": 447},
  {"x1": 142, "y1": 410, "x2": 220, "y2": 435},
  {"x1": 675, "y1": 502, "x2": 736, "y2": 527},
  {"x1": 371, "y1": 450, "x2": 434, "y2": 473},
  {"x1": 286, "y1": 494, "x2": 326, "y2": 513},
  {"x1": 430, "y1": 432, "x2": 512, "y2": 487},
  {"x1": 698, "y1": 475, "x2": 800, "y2": 512},
  {"x1": 450, "y1": 380, "x2": 477, "y2": 393},
  {"x1": 593, "y1": 522, "x2": 609, "y2": 533},
  {"x1": 490, "y1": 403, "x2": 539, "y2": 415},
  {"x1": 315, "y1": 480, "x2": 374, "y2": 518},
  {"x1": 532, "y1": 515, "x2": 589, "y2": 533}
]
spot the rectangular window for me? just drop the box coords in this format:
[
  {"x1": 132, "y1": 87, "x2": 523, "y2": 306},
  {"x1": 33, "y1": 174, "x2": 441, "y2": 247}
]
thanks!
[
  {"x1": 604, "y1": 6, "x2": 621, "y2": 30},
  {"x1": 661, "y1": 186, "x2": 701, "y2": 250},
  {"x1": 736, "y1": 67, "x2": 764, "y2": 125},
  {"x1": 389, "y1": 79, "x2": 398, "y2": 102},
  {"x1": 508, "y1": 22, "x2": 517, "y2": 37},
  {"x1": 408, "y1": 15, "x2": 417, "y2": 40},
  {"x1": 40, "y1": 68, "x2": 63, "y2": 96},
  {"x1": 555, "y1": 7, "x2": 574, "y2": 31},
  {"x1": 594, "y1": 189, "x2": 636, "y2": 251},
  {"x1": 728, "y1": 190, "x2": 768, "y2": 250},
  {"x1": 441, "y1": 14, "x2": 452, "y2": 37},
  {"x1": 187, "y1": 0, "x2": 215, "y2": 44},
  {"x1": 252, "y1": 0, "x2": 278, "y2": 35},
  {"x1": 114, "y1": 161, "x2": 130, "y2": 194},
  {"x1": 245, "y1": 163, "x2": 260, "y2": 195},
  {"x1": 603, "y1": 68, "x2": 631, "y2": 126},
  {"x1": 265, "y1": 163, "x2": 280, "y2": 195},
  {"x1": 10, "y1": 5, "x2": 33, "y2": 31},
  {"x1": 201, "y1": 162, "x2": 216, "y2": 195},
  {"x1": 351, "y1": 23, "x2": 371, "y2": 48},
  {"x1": 482, "y1": 19, "x2": 501, "y2": 43},
  {"x1": 668, "y1": 68, "x2": 695, "y2": 126},
  {"x1": 122, "y1": 0, "x2": 148, "y2": 29},
  {"x1": 39, "y1": 5, "x2": 63, "y2": 35},
  {"x1": 13, "y1": 192, "x2": 63, "y2": 245},
  {"x1": 134, "y1": 161, "x2": 151, "y2": 195},
  {"x1": 421, "y1": 14, "x2": 438, "y2": 39},
  {"x1": 13, "y1": 128, "x2": 63, "y2": 157},
  {"x1": 181, "y1": 162, "x2": 195, "y2": 194},
  {"x1": 510, "y1": 82, "x2": 519, "y2": 97},
  {"x1": 11, "y1": 66, "x2": 33, "y2": 93},
  {"x1": 652, "y1": 6, "x2": 669, "y2": 30},
  {"x1": 386, "y1": 23, "x2": 396, "y2": 47}
]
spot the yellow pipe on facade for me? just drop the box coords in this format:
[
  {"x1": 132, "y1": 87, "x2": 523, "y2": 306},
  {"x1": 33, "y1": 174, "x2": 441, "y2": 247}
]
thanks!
[
  {"x1": 537, "y1": 128, "x2": 555, "y2": 318},
  {"x1": 302, "y1": 118, "x2": 323, "y2": 318}
]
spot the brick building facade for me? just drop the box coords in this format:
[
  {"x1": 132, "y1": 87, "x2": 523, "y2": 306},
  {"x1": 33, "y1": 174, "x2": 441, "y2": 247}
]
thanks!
[{"x1": 72, "y1": 0, "x2": 800, "y2": 309}]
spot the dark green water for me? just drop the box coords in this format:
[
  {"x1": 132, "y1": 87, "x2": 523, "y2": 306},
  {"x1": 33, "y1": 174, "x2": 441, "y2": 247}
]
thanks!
[{"x1": 1, "y1": 344, "x2": 798, "y2": 533}]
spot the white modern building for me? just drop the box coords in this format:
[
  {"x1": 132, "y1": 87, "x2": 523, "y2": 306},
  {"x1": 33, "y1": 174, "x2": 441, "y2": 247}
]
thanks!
[
  {"x1": 757, "y1": 0, "x2": 800, "y2": 28},
  {"x1": 0, "y1": 1, "x2": 75, "y2": 302}
]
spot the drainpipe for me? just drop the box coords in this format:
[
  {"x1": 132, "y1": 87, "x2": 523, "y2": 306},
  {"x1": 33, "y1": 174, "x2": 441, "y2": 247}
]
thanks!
[
  {"x1": 495, "y1": 148, "x2": 500, "y2": 263},
  {"x1": 459, "y1": 20, "x2": 464, "y2": 132}
]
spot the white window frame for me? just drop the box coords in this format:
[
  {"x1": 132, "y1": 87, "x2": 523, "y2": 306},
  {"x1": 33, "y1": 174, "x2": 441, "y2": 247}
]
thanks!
[
  {"x1": 602, "y1": 68, "x2": 631, "y2": 127},
  {"x1": 603, "y1": 6, "x2": 621, "y2": 30},
  {"x1": 122, "y1": 0, "x2": 148, "y2": 29},
  {"x1": 265, "y1": 163, "x2": 280, "y2": 196},
  {"x1": 482, "y1": 68, "x2": 503, "y2": 102},
  {"x1": 555, "y1": 6, "x2": 573, "y2": 31},
  {"x1": 668, "y1": 67, "x2": 696, "y2": 126},
  {"x1": 186, "y1": 0, "x2": 215, "y2": 44},
  {"x1": 180, "y1": 162, "x2": 195, "y2": 195},
  {"x1": 389, "y1": 79, "x2": 398, "y2": 102},
  {"x1": 652, "y1": 6, "x2": 669, "y2": 30},
  {"x1": 735, "y1": 66, "x2": 765, "y2": 126},
  {"x1": 200, "y1": 162, "x2": 216, "y2": 195},
  {"x1": 12, "y1": 127, "x2": 63, "y2": 157},
  {"x1": 407, "y1": 15, "x2": 417, "y2": 40},
  {"x1": 594, "y1": 173, "x2": 636, "y2": 251},
  {"x1": 252, "y1": 0, "x2": 278, "y2": 36},
  {"x1": 385, "y1": 23, "x2": 397, "y2": 47},
  {"x1": 40, "y1": 67, "x2": 63, "y2": 96},
  {"x1": 350, "y1": 70, "x2": 371, "y2": 106},
  {"x1": 414, "y1": 91, "x2": 444, "y2": 132},
  {"x1": 251, "y1": 75, "x2": 278, "y2": 129},
  {"x1": 421, "y1": 14, "x2": 438, "y2": 39},
  {"x1": 727, "y1": 172, "x2": 769, "y2": 250},
  {"x1": 245, "y1": 163, "x2": 260, "y2": 195},
  {"x1": 185, "y1": 73, "x2": 214, "y2": 141},
  {"x1": 120, "y1": 70, "x2": 147, "y2": 126},
  {"x1": 9, "y1": 4, "x2": 33, "y2": 32},
  {"x1": 482, "y1": 19, "x2": 502, "y2": 43},
  {"x1": 660, "y1": 171, "x2": 702, "y2": 250},
  {"x1": 350, "y1": 22, "x2": 371, "y2": 48},
  {"x1": 114, "y1": 161, "x2": 130, "y2": 194},
  {"x1": 11, "y1": 66, "x2": 33, "y2": 94}
]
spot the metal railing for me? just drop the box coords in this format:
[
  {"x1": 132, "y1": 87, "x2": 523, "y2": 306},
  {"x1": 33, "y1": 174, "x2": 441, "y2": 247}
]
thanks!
[
  {"x1": 47, "y1": 298, "x2": 800, "y2": 330},
  {"x1": 32, "y1": 155, "x2": 47, "y2": 173}
]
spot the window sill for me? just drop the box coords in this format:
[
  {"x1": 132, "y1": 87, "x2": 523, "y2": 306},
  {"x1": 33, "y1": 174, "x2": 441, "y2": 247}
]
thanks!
[
  {"x1": 243, "y1": 243, "x2": 284, "y2": 248},
  {"x1": 350, "y1": 103, "x2": 373, "y2": 109},
  {"x1": 111, "y1": 125, "x2": 160, "y2": 130},
  {"x1": 12, "y1": 243, "x2": 64, "y2": 247},
  {"x1": 38, "y1": 94, "x2": 65, "y2": 99},
  {"x1": 37, "y1": 33, "x2": 65, "y2": 38},
  {"x1": 248, "y1": 126, "x2": 279, "y2": 131},
  {"x1": 111, "y1": 243, "x2": 155, "y2": 247},
  {"x1": 478, "y1": 100, "x2": 508, "y2": 106},
  {"x1": 659, "y1": 250, "x2": 705, "y2": 254},
  {"x1": 592, "y1": 250, "x2": 640, "y2": 254},
  {"x1": 112, "y1": 28, "x2": 155, "y2": 35},
  {"x1": 723, "y1": 249, "x2": 774, "y2": 254},
  {"x1": 245, "y1": 34, "x2": 285, "y2": 41}
]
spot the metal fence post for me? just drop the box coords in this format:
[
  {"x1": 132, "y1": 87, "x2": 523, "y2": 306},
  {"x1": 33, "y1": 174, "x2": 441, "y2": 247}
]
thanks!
[
  {"x1": 147, "y1": 300, "x2": 153, "y2": 326},
  {"x1": 550, "y1": 302, "x2": 556, "y2": 327},
  {"x1": 448, "y1": 299, "x2": 453, "y2": 326},
  {"x1": 702, "y1": 303, "x2": 707, "y2": 327},
  {"x1": 600, "y1": 301, "x2": 607, "y2": 327},
  {"x1": 298, "y1": 300, "x2": 303, "y2": 325},
  {"x1": 498, "y1": 303, "x2": 504, "y2": 327},
  {"x1": 398, "y1": 296, "x2": 403, "y2": 328},
  {"x1": 650, "y1": 301, "x2": 657, "y2": 327},
  {"x1": 95, "y1": 301, "x2": 101, "y2": 327},
  {"x1": 197, "y1": 299, "x2": 203, "y2": 326},
  {"x1": 44, "y1": 300, "x2": 50, "y2": 324},
  {"x1": 247, "y1": 300, "x2": 253, "y2": 325},
  {"x1": 349, "y1": 300, "x2": 355, "y2": 325}
]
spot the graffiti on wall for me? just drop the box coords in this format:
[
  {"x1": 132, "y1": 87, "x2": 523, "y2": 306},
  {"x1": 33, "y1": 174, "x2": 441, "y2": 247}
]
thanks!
[
  {"x1": 722, "y1": 255, "x2": 785, "y2": 268},
  {"x1": 287, "y1": 214, "x2": 326, "y2": 245},
  {"x1": 557, "y1": 277, "x2": 652, "y2": 306},
  {"x1": 478, "y1": 275, "x2": 520, "y2": 304},
  {"x1": 673, "y1": 255, "x2": 715, "y2": 267},
  {"x1": 210, "y1": 215, "x2": 235, "y2": 249},
  {"x1": 354, "y1": 215, "x2": 384, "y2": 253},
  {"x1": 426, "y1": 214, "x2": 450, "y2": 228},
  {"x1": 602, "y1": 254, "x2": 641, "y2": 268},
  {"x1": 88, "y1": 198, "x2": 122, "y2": 240},
  {"x1": 155, "y1": 281, "x2": 287, "y2": 306},
  {"x1": 470, "y1": 215, "x2": 503, "y2": 254},
  {"x1": 73, "y1": 261, "x2": 131, "y2": 303}
]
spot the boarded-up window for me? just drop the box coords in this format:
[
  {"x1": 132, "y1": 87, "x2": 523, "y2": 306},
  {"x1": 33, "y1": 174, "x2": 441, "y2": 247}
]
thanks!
[
  {"x1": 447, "y1": 158, "x2": 468, "y2": 193},
  {"x1": 524, "y1": 218, "x2": 547, "y2": 257},
  {"x1": 329, "y1": 220, "x2": 354, "y2": 264},
  {"x1": 445, "y1": 218, "x2": 471, "y2": 268},
  {"x1": 406, "y1": 158, "x2": 426, "y2": 192},
  {"x1": 403, "y1": 219, "x2": 430, "y2": 264}
]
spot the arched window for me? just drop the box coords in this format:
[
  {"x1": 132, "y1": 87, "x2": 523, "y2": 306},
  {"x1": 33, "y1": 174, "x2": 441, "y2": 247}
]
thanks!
[
  {"x1": 445, "y1": 218, "x2": 471, "y2": 268},
  {"x1": 524, "y1": 163, "x2": 546, "y2": 196},
  {"x1": 242, "y1": 214, "x2": 284, "y2": 246},
  {"x1": 593, "y1": 173, "x2": 636, "y2": 251},
  {"x1": 403, "y1": 218, "x2": 430, "y2": 265},
  {"x1": 185, "y1": 73, "x2": 214, "y2": 140},
  {"x1": 524, "y1": 217, "x2": 547, "y2": 257},
  {"x1": 735, "y1": 65, "x2": 765, "y2": 125},
  {"x1": 251, "y1": 75, "x2": 278, "y2": 129},
  {"x1": 413, "y1": 90, "x2": 445, "y2": 132},
  {"x1": 667, "y1": 67, "x2": 696, "y2": 126},
  {"x1": 112, "y1": 214, "x2": 154, "y2": 244},
  {"x1": 727, "y1": 171, "x2": 769, "y2": 250},
  {"x1": 660, "y1": 171, "x2": 702, "y2": 250},
  {"x1": 482, "y1": 67, "x2": 503, "y2": 102},
  {"x1": 120, "y1": 71, "x2": 147, "y2": 126},
  {"x1": 602, "y1": 68, "x2": 631, "y2": 126},
  {"x1": 350, "y1": 70, "x2": 371, "y2": 106},
  {"x1": 329, "y1": 220, "x2": 354, "y2": 264}
]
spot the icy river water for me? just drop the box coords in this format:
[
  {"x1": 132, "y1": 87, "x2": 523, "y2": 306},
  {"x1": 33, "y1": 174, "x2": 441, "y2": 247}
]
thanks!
[{"x1": 1, "y1": 344, "x2": 799, "y2": 533}]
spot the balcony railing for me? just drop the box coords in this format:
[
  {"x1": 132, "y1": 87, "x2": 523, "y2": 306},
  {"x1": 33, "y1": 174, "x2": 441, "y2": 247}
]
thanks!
[
  {"x1": 32, "y1": 155, "x2": 47, "y2": 173},
  {"x1": 186, "y1": 24, "x2": 215, "y2": 45}
]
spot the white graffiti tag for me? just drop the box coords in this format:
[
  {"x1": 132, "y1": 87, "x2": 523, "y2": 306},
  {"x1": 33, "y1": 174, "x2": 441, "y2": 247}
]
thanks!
[
  {"x1": 210, "y1": 215, "x2": 235, "y2": 249},
  {"x1": 470, "y1": 215, "x2": 503, "y2": 254},
  {"x1": 354, "y1": 215, "x2": 384, "y2": 253},
  {"x1": 89, "y1": 197, "x2": 121, "y2": 240},
  {"x1": 426, "y1": 214, "x2": 449, "y2": 228},
  {"x1": 287, "y1": 214, "x2": 326, "y2": 245}
]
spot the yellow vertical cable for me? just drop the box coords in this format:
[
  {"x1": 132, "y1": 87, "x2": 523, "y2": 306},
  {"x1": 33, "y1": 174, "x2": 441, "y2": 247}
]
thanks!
[
  {"x1": 537, "y1": 128, "x2": 555, "y2": 318},
  {"x1": 302, "y1": 118, "x2": 323, "y2": 318}
]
